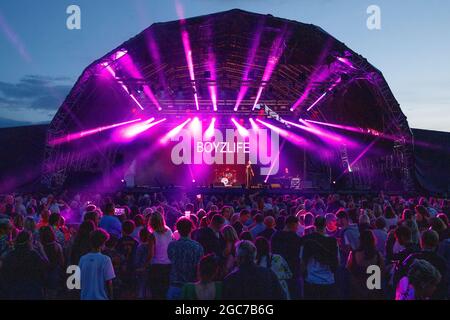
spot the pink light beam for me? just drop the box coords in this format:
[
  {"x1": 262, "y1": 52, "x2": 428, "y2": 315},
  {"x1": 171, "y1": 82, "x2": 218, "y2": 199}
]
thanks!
[
  {"x1": 204, "y1": 118, "x2": 216, "y2": 138},
  {"x1": 234, "y1": 20, "x2": 265, "y2": 112},
  {"x1": 160, "y1": 118, "x2": 192, "y2": 144},
  {"x1": 177, "y1": 1, "x2": 200, "y2": 110},
  {"x1": 249, "y1": 118, "x2": 259, "y2": 131},
  {"x1": 252, "y1": 28, "x2": 289, "y2": 110},
  {"x1": 50, "y1": 118, "x2": 142, "y2": 145},
  {"x1": 103, "y1": 64, "x2": 144, "y2": 110},
  {"x1": 231, "y1": 118, "x2": 249, "y2": 137}
]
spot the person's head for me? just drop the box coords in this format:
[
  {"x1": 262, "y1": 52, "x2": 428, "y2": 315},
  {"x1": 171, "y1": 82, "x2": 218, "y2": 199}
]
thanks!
[
  {"x1": 429, "y1": 217, "x2": 447, "y2": 236},
  {"x1": 139, "y1": 227, "x2": 151, "y2": 243},
  {"x1": 395, "y1": 225, "x2": 412, "y2": 246},
  {"x1": 303, "y1": 213, "x2": 314, "y2": 227},
  {"x1": 408, "y1": 259, "x2": 441, "y2": 300},
  {"x1": 86, "y1": 204, "x2": 97, "y2": 213},
  {"x1": 359, "y1": 214, "x2": 371, "y2": 226},
  {"x1": 133, "y1": 214, "x2": 145, "y2": 228},
  {"x1": 176, "y1": 217, "x2": 193, "y2": 238},
  {"x1": 221, "y1": 206, "x2": 233, "y2": 220},
  {"x1": 26, "y1": 206, "x2": 36, "y2": 216},
  {"x1": 420, "y1": 230, "x2": 439, "y2": 250},
  {"x1": 325, "y1": 213, "x2": 337, "y2": 231},
  {"x1": 104, "y1": 203, "x2": 115, "y2": 216},
  {"x1": 275, "y1": 216, "x2": 286, "y2": 231},
  {"x1": 255, "y1": 236, "x2": 270, "y2": 262},
  {"x1": 285, "y1": 215, "x2": 299, "y2": 232},
  {"x1": 418, "y1": 197, "x2": 429, "y2": 207},
  {"x1": 239, "y1": 231, "x2": 253, "y2": 241},
  {"x1": 253, "y1": 213, "x2": 264, "y2": 225},
  {"x1": 347, "y1": 208, "x2": 358, "y2": 224},
  {"x1": 40, "y1": 208, "x2": 50, "y2": 222},
  {"x1": 210, "y1": 214, "x2": 225, "y2": 232},
  {"x1": 197, "y1": 254, "x2": 219, "y2": 283},
  {"x1": 221, "y1": 225, "x2": 239, "y2": 243},
  {"x1": 149, "y1": 211, "x2": 167, "y2": 233},
  {"x1": 359, "y1": 230, "x2": 377, "y2": 259},
  {"x1": 384, "y1": 206, "x2": 396, "y2": 219},
  {"x1": 13, "y1": 214, "x2": 24, "y2": 230},
  {"x1": 336, "y1": 209, "x2": 349, "y2": 228},
  {"x1": 199, "y1": 216, "x2": 209, "y2": 228},
  {"x1": 48, "y1": 212, "x2": 61, "y2": 227},
  {"x1": 235, "y1": 240, "x2": 257, "y2": 266},
  {"x1": 105, "y1": 234, "x2": 119, "y2": 249},
  {"x1": 415, "y1": 205, "x2": 429, "y2": 222},
  {"x1": 185, "y1": 203, "x2": 195, "y2": 214},
  {"x1": 84, "y1": 211, "x2": 99, "y2": 226},
  {"x1": 375, "y1": 217, "x2": 386, "y2": 230},
  {"x1": 39, "y1": 226, "x2": 56, "y2": 245},
  {"x1": 90, "y1": 228, "x2": 109, "y2": 251},
  {"x1": 263, "y1": 216, "x2": 276, "y2": 229},
  {"x1": 24, "y1": 216, "x2": 36, "y2": 233},
  {"x1": 78, "y1": 220, "x2": 96, "y2": 239},
  {"x1": 15, "y1": 230, "x2": 32, "y2": 249},
  {"x1": 122, "y1": 220, "x2": 135, "y2": 236},
  {"x1": 402, "y1": 209, "x2": 414, "y2": 221},
  {"x1": 239, "y1": 209, "x2": 251, "y2": 224},
  {"x1": 313, "y1": 216, "x2": 326, "y2": 233},
  {"x1": 437, "y1": 213, "x2": 449, "y2": 227}
]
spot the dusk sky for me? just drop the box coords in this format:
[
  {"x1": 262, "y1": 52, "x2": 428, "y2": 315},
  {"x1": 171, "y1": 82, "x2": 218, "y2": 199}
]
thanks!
[{"x1": 0, "y1": 0, "x2": 449, "y2": 131}]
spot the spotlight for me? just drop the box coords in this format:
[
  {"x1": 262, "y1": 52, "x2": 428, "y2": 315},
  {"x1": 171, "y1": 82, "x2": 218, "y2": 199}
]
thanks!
[
  {"x1": 50, "y1": 118, "x2": 142, "y2": 145},
  {"x1": 249, "y1": 118, "x2": 259, "y2": 131},
  {"x1": 120, "y1": 118, "x2": 165, "y2": 140},
  {"x1": 190, "y1": 117, "x2": 202, "y2": 134},
  {"x1": 160, "y1": 118, "x2": 192, "y2": 144},
  {"x1": 204, "y1": 118, "x2": 216, "y2": 138},
  {"x1": 114, "y1": 49, "x2": 128, "y2": 61},
  {"x1": 135, "y1": 85, "x2": 144, "y2": 94},
  {"x1": 231, "y1": 118, "x2": 249, "y2": 137}
]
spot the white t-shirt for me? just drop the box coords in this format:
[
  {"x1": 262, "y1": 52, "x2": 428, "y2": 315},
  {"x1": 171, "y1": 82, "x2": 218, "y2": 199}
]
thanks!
[
  {"x1": 152, "y1": 229, "x2": 173, "y2": 265},
  {"x1": 79, "y1": 252, "x2": 115, "y2": 300}
]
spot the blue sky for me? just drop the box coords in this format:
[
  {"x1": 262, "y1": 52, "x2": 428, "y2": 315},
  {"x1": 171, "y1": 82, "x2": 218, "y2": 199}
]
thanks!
[{"x1": 0, "y1": 0, "x2": 449, "y2": 131}]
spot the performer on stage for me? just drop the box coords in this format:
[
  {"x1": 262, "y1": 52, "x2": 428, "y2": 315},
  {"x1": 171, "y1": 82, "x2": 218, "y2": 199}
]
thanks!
[{"x1": 245, "y1": 160, "x2": 255, "y2": 188}]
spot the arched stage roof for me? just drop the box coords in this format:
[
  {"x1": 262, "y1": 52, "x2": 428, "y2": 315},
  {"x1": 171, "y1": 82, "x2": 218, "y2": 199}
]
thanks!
[{"x1": 42, "y1": 9, "x2": 416, "y2": 191}]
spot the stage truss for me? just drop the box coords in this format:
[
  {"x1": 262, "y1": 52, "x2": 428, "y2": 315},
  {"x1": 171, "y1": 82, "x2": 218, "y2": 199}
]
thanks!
[{"x1": 42, "y1": 9, "x2": 414, "y2": 192}]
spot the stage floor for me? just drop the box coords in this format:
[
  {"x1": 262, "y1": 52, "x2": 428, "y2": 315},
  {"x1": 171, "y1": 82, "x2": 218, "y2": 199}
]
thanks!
[{"x1": 123, "y1": 185, "x2": 380, "y2": 197}]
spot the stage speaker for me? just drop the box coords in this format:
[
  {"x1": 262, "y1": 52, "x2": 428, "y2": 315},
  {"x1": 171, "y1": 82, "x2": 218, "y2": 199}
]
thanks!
[{"x1": 303, "y1": 180, "x2": 313, "y2": 189}]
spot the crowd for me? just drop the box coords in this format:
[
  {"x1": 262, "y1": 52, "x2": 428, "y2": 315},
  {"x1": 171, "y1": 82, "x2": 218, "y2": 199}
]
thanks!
[{"x1": 0, "y1": 191, "x2": 449, "y2": 300}]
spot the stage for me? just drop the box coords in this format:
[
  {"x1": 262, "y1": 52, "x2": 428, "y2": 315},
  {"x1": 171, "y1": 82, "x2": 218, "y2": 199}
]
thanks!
[
  {"x1": 30, "y1": 9, "x2": 415, "y2": 194},
  {"x1": 122, "y1": 185, "x2": 387, "y2": 198}
]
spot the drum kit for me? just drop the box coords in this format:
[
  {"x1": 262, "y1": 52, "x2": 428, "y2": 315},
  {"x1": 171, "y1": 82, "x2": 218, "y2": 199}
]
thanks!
[{"x1": 215, "y1": 168, "x2": 237, "y2": 187}]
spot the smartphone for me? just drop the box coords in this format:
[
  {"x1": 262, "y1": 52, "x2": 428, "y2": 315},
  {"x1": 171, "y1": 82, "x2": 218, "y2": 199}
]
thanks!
[
  {"x1": 184, "y1": 211, "x2": 191, "y2": 219},
  {"x1": 196, "y1": 194, "x2": 202, "y2": 200},
  {"x1": 114, "y1": 208, "x2": 125, "y2": 215}
]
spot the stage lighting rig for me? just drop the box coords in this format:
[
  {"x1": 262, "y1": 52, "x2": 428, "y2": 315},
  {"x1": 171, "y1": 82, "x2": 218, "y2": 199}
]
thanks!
[{"x1": 254, "y1": 104, "x2": 291, "y2": 128}]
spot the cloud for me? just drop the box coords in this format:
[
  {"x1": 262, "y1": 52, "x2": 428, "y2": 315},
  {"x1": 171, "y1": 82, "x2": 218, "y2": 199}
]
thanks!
[
  {"x1": 0, "y1": 117, "x2": 32, "y2": 128},
  {"x1": 0, "y1": 75, "x2": 72, "y2": 115}
]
